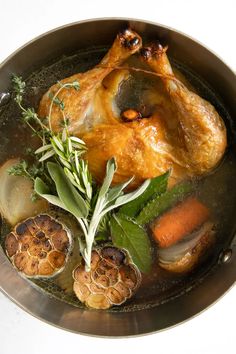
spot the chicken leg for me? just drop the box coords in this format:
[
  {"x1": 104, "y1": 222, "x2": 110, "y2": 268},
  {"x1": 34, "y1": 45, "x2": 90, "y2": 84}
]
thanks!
[
  {"x1": 38, "y1": 29, "x2": 142, "y2": 135},
  {"x1": 140, "y1": 42, "x2": 227, "y2": 174}
]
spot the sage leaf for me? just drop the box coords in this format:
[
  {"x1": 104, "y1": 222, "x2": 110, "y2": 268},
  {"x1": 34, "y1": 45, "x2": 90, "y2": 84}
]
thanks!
[
  {"x1": 98, "y1": 158, "x2": 116, "y2": 198},
  {"x1": 136, "y1": 181, "x2": 193, "y2": 225},
  {"x1": 34, "y1": 177, "x2": 67, "y2": 210},
  {"x1": 107, "y1": 177, "x2": 134, "y2": 203},
  {"x1": 110, "y1": 214, "x2": 152, "y2": 273},
  {"x1": 34, "y1": 177, "x2": 50, "y2": 194},
  {"x1": 47, "y1": 161, "x2": 88, "y2": 218},
  {"x1": 103, "y1": 178, "x2": 150, "y2": 214},
  {"x1": 119, "y1": 171, "x2": 170, "y2": 217}
]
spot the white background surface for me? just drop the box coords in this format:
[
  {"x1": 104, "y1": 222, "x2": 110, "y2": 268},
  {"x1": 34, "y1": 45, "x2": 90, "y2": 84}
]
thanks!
[{"x1": 0, "y1": 0, "x2": 235, "y2": 353}]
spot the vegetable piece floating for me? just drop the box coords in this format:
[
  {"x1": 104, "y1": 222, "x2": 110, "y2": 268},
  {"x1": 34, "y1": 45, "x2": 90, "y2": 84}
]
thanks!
[
  {"x1": 0, "y1": 159, "x2": 48, "y2": 225},
  {"x1": 151, "y1": 197, "x2": 215, "y2": 273},
  {"x1": 5, "y1": 214, "x2": 72, "y2": 278},
  {"x1": 151, "y1": 197, "x2": 210, "y2": 248},
  {"x1": 73, "y1": 247, "x2": 141, "y2": 309},
  {"x1": 158, "y1": 222, "x2": 215, "y2": 273}
]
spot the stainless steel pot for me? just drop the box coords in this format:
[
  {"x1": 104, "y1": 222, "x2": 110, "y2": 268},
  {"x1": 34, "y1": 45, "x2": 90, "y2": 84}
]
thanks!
[{"x1": 0, "y1": 18, "x2": 235, "y2": 337}]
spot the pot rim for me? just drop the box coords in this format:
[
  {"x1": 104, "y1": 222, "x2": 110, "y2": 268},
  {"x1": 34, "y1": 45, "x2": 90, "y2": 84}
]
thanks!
[
  {"x1": 0, "y1": 17, "x2": 235, "y2": 337},
  {"x1": 0, "y1": 17, "x2": 235, "y2": 77}
]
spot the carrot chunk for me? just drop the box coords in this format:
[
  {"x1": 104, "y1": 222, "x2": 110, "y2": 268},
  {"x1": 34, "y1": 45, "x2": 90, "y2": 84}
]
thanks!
[{"x1": 151, "y1": 197, "x2": 210, "y2": 248}]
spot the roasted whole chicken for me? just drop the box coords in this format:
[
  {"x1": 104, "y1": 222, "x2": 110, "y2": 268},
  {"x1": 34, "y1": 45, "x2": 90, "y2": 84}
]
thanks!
[{"x1": 38, "y1": 29, "x2": 227, "y2": 187}]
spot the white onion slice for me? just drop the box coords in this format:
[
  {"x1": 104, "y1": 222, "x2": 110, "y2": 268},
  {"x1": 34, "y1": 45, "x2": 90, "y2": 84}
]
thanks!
[
  {"x1": 158, "y1": 222, "x2": 213, "y2": 264},
  {"x1": 0, "y1": 159, "x2": 48, "y2": 225}
]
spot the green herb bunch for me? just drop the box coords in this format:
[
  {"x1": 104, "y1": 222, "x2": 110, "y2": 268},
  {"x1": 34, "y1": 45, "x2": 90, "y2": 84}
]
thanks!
[{"x1": 11, "y1": 75, "x2": 150, "y2": 271}]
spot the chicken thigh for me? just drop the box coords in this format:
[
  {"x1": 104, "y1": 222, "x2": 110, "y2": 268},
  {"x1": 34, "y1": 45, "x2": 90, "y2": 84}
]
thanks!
[
  {"x1": 140, "y1": 42, "x2": 227, "y2": 174},
  {"x1": 38, "y1": 30, "x2": 227, "y2": 188}
]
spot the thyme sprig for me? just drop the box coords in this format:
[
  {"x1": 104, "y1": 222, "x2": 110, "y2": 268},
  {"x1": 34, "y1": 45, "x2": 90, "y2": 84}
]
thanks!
[
  {"x1": 47, "y1": 80, "x2": 79, "y2": 130},
  {"x1": 12, "y1": 75, "x2": 49, "y2": 141},
  {"x1": 8, "y1": 160, "x2": 36, "y2": 182}
]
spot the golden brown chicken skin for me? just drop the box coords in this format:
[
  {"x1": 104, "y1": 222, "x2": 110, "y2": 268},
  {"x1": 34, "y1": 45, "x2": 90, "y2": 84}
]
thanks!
[
  {"x1": 38, "y1": 30, "x2": 227, "y2": 188},
  {"x1": 83, "y1": 115, "x2": 187, "y2": 188},
  {"x1": 140, "y1": 42, "x2": 227, "y2": 174}
]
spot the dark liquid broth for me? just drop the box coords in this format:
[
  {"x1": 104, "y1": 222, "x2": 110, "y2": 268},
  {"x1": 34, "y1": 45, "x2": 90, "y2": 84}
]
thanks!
[{"x1": 1, "y1": 46, "x2": 236, "y2": 312}]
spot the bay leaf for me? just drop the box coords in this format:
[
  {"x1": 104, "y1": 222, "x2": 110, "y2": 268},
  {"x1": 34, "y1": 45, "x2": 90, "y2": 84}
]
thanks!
[
  {"x1": 119, "y1": 171, "x2": 170, "y2": 217},
  {"x1": 110, "y1": 214, "x2": 152, "y2": 273},
  {"x1": 136, "y1": 181, "x2": 193, "y2": 225}
]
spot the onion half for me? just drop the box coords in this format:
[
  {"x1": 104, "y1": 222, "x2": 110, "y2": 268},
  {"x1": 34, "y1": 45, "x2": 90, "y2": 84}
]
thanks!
[
  {"x1": 0, "y1": 159, "x2": 48, "y2": 225},
  {"x1": 158, "y1": 222, "x2": 214, "y2": 272}
]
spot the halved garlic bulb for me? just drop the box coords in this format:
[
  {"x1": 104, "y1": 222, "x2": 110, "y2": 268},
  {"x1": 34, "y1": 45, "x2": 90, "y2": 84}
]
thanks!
[
  {"x1": 73, "y1": 247, "x2": 141, "y2": 309},
  {"x1": 5, "y1": 214, "x2": 72, "y2": 278}
]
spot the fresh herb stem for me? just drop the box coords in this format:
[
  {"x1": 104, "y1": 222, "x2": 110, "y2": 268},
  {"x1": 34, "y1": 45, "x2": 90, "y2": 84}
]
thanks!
[
  {"x1": 12, "y1": 75, "x2": 49, "y2": 142},
  {"x1": 78, "y1": 159, "x2": 150, "y2": 270},
  {"x1": 19, "y1": 103, "x2": 42, "y2": 138},
  {"x1": 83, "y1": 213, "x2": 102, "y2": 271},
  {"x1": 48, "y1": 85, "x2": 67, "y2": 130}
]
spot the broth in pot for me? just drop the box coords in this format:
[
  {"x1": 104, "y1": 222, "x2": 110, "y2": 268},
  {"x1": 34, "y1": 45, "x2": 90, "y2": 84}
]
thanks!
[{"x1": 0, "y1": 28, "x2": 235, "y2": 312}]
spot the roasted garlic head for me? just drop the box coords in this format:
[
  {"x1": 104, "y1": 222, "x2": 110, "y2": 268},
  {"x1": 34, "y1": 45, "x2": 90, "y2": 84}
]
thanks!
[
  {"x1": 5, "y1": 214, "x2": 72, "y2": 278},
  {"x1": 73, "y1": 247, "x2": 141, "y2": 309}
]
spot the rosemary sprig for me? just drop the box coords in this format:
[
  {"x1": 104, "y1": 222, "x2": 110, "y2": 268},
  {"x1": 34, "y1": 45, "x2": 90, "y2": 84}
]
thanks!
[{"x1": 35, "y1": 129, "x2": 92, "y2": 202}]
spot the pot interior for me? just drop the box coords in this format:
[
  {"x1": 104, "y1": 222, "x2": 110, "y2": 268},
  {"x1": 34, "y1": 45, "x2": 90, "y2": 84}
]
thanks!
[{"x1": 0, "y1": 19, "x2": 235, "y2": 336}]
